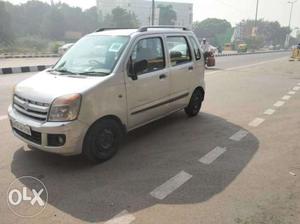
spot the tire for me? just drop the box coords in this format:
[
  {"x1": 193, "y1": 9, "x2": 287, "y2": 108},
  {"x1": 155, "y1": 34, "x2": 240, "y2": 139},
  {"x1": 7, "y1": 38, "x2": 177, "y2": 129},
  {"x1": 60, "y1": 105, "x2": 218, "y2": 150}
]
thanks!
[
  {"x1": 185, "y1": 89, "x2": 204, "y2": 117},
  {"x1": 83, "y1": 118, "x2": 124, "y2": 163}
]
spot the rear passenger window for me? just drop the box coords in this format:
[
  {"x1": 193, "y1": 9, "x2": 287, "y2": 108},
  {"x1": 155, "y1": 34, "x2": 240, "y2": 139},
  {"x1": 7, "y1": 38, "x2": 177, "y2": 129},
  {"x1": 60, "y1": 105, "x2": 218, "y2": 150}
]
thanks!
[
  {"x1": 129, "y1": 37, "x2": 165, "y2": 75},
  {"x1": 189, "y1": 36, "x2": 201, "y2": 60},
  {"x1": 167, "y1": 36, "x2": 192, "y2": 66}
]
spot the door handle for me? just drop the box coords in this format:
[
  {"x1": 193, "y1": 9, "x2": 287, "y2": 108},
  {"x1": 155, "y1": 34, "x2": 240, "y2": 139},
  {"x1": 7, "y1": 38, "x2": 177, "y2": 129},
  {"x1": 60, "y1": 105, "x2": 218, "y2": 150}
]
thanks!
[
  {"x1": 188, "y1": 66, "x2": 194, "y2": 71},
  {"x1": 159, "y1": 74, "x2": 167, "y2": 79}
]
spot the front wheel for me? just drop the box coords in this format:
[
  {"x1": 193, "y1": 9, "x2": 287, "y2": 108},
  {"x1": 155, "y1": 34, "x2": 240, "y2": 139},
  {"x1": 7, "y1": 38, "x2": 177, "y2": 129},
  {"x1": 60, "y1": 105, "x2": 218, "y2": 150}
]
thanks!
[
  {"x1": 185, "y1": 89, "x2": 204, "y2": 117},
  {"x1": 83, "y1": 119, "x2": 123, "y2": 163}
]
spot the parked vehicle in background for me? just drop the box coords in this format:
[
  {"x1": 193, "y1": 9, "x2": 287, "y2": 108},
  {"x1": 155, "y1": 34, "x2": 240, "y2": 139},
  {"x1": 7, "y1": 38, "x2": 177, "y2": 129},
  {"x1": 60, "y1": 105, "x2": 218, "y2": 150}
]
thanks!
[
  {"x1": 237, "y1": 43, "x2": 248, "y2": 53},
  {"x1": 58, "y1": 43, "x2": 74, "y2": 56},
  {"x1": 8, "y1": 26, "x2": 205, "y2": 163},
  {"x1": 224, "y1": 43, "x2": 234, "y2": 51}
]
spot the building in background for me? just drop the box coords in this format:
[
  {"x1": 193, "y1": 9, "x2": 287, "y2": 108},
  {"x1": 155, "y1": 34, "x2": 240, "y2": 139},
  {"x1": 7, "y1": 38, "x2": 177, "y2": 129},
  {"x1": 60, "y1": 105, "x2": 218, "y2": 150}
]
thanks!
[{"x1": 96, "y1": 0, "x2": 193, "y2": 28}]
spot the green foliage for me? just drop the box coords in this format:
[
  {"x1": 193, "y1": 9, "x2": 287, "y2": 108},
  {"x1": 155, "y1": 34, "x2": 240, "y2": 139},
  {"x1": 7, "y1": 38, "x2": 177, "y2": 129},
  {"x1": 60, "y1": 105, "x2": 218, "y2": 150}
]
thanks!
[
  {"x1": 102, "y1": 7, "x2": 139, "y2": 28},
  {"x1": 244, "y1": 37, "x2": 264, "y2": 50},
  {"x1": 1, "y1": 1, "x2": 99, "y2": 42},
  {"x1": 192, "y1": 18, "x2": 232, "y2": 47},
  {"x1": 158, "y1": 5, "x2": 177, "y2": 25},
  {"x1": 0, "y1": 1, "x2": 14, "y2": 44},
  {"x1": 239, "y1": 20, "x2": 291, "y2": 48}
]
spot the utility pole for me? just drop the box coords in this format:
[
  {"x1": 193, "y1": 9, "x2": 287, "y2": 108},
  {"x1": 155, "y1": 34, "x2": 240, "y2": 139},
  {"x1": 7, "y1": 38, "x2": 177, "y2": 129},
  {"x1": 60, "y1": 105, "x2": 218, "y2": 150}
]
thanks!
[
  {"x1": 151, "y1": 0, "x2": 155, "y2": 26},
  {"x1": 288, "y1": 0, "x2": 297, "y2": 28},
  {"x1": 254, "y1": 0, "x2": 259, "y2": 28},
  {"x1": 285, "y1": 0, "x2": 298, "y2": 48},
  {"x1": 252, "y1": 0, "x2": 259, "y2": 37}
]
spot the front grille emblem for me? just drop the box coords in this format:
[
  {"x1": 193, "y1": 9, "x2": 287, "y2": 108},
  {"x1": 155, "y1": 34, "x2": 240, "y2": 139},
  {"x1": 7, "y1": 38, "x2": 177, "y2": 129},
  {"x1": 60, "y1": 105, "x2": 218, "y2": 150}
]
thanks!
[{"x1": 23, "y1": 101, "x2": 29, "y2": 111}]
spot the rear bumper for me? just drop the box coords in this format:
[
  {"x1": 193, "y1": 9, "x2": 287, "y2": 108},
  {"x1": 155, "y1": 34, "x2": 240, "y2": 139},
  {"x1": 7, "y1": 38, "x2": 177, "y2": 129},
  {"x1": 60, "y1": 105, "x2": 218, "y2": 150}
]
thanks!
[{"x1": 8, "y1": 105, "x2": 89, "y2": 156}]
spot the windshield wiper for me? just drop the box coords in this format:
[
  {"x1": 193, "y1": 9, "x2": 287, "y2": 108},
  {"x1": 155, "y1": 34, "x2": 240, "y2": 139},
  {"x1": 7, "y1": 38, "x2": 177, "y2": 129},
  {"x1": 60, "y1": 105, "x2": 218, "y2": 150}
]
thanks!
[
  {"x1": 78, "y1": 71, "x2": 109, "y2": 77},
  {"x1": 53, "y1": 69, "x2": 77, "y2": 75}
]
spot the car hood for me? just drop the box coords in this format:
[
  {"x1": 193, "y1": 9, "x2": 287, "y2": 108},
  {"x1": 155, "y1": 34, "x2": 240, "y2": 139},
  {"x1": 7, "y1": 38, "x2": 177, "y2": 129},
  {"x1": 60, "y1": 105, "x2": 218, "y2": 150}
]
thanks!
[{"x1": 15, "y1": 70, "x2": 105, "y2": 104}]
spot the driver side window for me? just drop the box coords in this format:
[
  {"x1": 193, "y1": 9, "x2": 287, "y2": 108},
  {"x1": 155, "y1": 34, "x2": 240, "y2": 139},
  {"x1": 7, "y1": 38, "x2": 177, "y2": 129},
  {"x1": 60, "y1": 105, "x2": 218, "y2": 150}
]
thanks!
[{"x1": 128, "y1": 37, "x2": 165, "y2": 76}]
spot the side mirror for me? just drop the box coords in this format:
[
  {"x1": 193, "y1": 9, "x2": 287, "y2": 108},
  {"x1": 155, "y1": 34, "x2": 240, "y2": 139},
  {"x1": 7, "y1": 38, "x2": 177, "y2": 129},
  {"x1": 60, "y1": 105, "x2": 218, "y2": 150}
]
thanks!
[
  {"x1": 128, "y1": 60, "x2": 147, "y2": 80},
  {"x1": 170, "y1": 51, "x2": 182, "y2": 59},
  {"x1": 134, "y1": 60, "x2": 147, "y2": 75}
]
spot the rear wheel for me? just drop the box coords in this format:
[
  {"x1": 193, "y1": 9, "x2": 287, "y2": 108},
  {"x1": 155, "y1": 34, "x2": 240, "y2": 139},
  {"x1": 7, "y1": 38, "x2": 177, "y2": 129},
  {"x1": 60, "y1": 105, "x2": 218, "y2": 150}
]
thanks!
[
  {"x1": 83, "y1": 118, "x2": 123, "y2": 163},
  {"x1": 185, "y1": 89, "x2": 204, "y2": 117}
]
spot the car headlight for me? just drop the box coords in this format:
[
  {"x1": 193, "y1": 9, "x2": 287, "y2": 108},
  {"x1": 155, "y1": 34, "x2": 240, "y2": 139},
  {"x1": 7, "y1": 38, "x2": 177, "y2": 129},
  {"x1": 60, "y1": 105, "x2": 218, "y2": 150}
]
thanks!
[{"x1": 48, "y1": 94, "x2": 81, "y2": 122}]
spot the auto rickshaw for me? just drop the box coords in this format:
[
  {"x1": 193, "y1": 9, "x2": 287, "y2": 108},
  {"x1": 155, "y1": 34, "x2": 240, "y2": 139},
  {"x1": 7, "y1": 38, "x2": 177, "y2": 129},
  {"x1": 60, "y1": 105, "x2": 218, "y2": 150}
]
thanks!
[{"x1": 290, "y1": 44, "x2": 300, "y2": 61}]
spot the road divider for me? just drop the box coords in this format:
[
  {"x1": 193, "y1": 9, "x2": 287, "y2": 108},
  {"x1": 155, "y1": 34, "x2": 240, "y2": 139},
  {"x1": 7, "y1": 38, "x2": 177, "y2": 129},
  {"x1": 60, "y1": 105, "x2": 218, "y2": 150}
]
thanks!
[
  {"x1": 150, "y1": 171, "x2": 192, "y2": 200},
  {"x1": 0, "y1": 54, "x2": 59, "y2": 59},
  {"x1": 0, "y1": 65, "x2": 51, "y2": 75},
  {"x1": 215, "y1": 50, "x2": 288, "y2": 57},
  {"x1": 1, "y1": 50, "x2": 289, "y2": 75}
]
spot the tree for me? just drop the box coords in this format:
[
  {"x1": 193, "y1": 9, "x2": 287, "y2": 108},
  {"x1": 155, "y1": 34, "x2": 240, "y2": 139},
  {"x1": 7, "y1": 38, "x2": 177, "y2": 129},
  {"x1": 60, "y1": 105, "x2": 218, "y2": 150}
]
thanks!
[
  {"x1": 102, "y1": 7, "x2": 139, "y2": 28},
  {"x1": 41, "y1": 7, "x2": 65, "y2": 40},
  {"x1": 239, "y1": 20, "x2": 291, "y2": 48},
  {"x1": 83, "y1": 7, "x2": 99, "y2": 33},
  {"x1": 0, "y1": 1, "x2": 14, "y2": 44},
  {"x1": 192, "y1": 18, "x2": 232, "y2": 47},
  {"x1": 158, "y1": 5, "x2": 177, "y2": 25}
]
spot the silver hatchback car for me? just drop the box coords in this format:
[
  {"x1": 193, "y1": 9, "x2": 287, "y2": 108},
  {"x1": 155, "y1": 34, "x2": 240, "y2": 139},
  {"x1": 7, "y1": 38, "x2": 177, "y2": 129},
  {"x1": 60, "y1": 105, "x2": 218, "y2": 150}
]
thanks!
[{"x1": 8, "y1": 26, "x2": 205, "y2": 162}]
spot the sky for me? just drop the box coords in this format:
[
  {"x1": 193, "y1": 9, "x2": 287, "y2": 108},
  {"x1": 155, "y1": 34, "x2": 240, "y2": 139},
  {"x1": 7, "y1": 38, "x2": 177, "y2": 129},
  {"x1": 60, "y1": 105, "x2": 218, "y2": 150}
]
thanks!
[{"x1": 6, "y1": 0, "x2": 300, "y2": 29}]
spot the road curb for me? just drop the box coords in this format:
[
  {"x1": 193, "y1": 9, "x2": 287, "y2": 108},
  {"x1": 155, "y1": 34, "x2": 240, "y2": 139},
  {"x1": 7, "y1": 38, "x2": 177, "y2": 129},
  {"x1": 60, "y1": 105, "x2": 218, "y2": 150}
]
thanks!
[
  {"x1": 0, "y1": 54, "x2": 59, "y2": 59},
  {"x1": 215, "y1": 50, "x2": 288, "y2": 57},
  {"x1": 0, "y1": 65, "x2": 52, "y2": 75},
  {"x1": 0, "y1": 50, "x2": 289, "y2": 75}
]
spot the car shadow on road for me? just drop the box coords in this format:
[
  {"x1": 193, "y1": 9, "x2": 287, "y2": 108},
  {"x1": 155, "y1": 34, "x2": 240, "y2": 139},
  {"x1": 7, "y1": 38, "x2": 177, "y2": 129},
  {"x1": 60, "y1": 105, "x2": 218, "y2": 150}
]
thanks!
[{"x1": 10, "y1": 112, "x2": 259, "y2": 222}]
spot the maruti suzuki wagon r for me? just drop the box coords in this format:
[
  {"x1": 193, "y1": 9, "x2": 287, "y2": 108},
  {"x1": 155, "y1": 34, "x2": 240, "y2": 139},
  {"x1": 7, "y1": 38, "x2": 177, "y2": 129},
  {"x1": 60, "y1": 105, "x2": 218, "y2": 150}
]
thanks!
[{"x1": 8, "y1": 26, "x2": 205, "y2": 162}]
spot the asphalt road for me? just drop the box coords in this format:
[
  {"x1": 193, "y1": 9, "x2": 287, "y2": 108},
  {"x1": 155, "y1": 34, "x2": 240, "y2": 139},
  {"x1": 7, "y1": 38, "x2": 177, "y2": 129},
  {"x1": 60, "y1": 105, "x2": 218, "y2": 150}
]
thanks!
[{"x1": 0, "y1": 53, "x2": 299, "y2": 224}]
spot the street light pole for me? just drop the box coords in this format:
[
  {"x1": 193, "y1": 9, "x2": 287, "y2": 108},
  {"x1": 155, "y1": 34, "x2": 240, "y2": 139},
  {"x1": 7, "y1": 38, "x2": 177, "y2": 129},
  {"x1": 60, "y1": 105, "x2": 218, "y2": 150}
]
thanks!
[
  {"x1": 151, "y1": 0, "x2": 155, "y2": 26},
  {"x1": 252, "y1": 0, "x2": 259, "y2": 37},
  {"x1": 288, "y1": 0, "x2": 297, "y2": 29},
  {"x1": 254, "y1": 0, "x2": 259, "y2": 28},
  {"x1": 285, "y1": 0, "x2": 298, "y2": 48}
]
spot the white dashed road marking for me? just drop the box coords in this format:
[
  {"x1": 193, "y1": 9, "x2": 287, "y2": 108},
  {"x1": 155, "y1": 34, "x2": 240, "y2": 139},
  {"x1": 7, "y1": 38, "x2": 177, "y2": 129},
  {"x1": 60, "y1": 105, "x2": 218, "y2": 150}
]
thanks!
[
  {"x1": 0, "y1": 115, "x2": 8, "y2": 121},
  {"x1": 150, "y1": 171, "x2": 192, "y2": 200},
  {"x1": 229, "y1": 130, "x2": 249, "y2": 141},
  {"x1": 293, "y1": 86, "x2": 300, "y2": 91},
  {"x1": 104, "y1": 210, "x2": 135, "y2": 224},
  {"x1": 249, "y1": 118, "x2": 265, "y2": 127},
  {"x1": 288, "y1": 91, "x2": 296, "y2": 95},
  {"x1": 282, "y1": 95, "x2": 291, "y2": 100},
  {"x1": 199, "y1": 147, "x2": 227, "y2": 165},
  {"x1": 274, "y1": 101, "x2": 285, "y2": 107},
  {"x1": 264, "y1": 109, "x2": 276, "y2": 115}
]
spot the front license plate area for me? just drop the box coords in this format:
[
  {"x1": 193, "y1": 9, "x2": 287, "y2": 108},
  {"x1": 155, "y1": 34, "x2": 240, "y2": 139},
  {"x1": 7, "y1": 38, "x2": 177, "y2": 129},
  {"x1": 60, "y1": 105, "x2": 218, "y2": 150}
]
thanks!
[{"x1": 12, "y1": 120, "x2": 31, "y2": 136}]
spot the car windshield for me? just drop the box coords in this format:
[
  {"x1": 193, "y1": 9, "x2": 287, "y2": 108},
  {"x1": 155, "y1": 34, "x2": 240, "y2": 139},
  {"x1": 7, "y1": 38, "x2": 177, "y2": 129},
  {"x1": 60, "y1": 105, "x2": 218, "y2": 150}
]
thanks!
[{"x1": 52, "y1": 35, "x2": 129, "y2": 76}]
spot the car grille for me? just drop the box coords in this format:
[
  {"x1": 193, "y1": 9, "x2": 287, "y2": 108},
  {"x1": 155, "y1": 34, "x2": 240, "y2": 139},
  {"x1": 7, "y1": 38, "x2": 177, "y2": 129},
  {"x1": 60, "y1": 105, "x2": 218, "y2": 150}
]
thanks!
[
  {"x1": 13, "y1": 95, "x2": 50, "y2": 121},
  {"x1": 13, "y1": 128, "x2": 42, "y2": 145}
]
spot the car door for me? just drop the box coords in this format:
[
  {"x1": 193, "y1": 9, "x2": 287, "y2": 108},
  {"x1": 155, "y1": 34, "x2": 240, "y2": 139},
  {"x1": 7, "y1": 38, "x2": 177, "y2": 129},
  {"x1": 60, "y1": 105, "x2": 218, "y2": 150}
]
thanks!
[
  {"x1": 188, "y1": 35, "x2": 205, "y2": 88},
  {"x1": 166, "y1": 35, "x2": 194, "y2": 111},
  {"x1": 125, "y1": 35, "x2": 171, "y2": 129}
]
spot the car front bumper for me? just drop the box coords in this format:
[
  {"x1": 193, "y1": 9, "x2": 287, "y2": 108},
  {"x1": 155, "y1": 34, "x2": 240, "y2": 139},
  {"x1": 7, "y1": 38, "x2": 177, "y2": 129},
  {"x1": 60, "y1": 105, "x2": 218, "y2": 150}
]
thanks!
[{"x1": 8, "y1": 105, "x2": 89, "y2": 156}]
